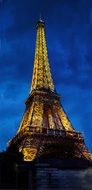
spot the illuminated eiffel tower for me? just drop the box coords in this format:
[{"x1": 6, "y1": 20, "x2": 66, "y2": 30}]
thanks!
[{"x1": 8, "y1": 19, "x2": 92, "y2": 162}]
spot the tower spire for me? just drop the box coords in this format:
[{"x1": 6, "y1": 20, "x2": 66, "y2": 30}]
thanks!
[
  {"x1": 39, "y1": 13, "x2": 42, "y2": 22},
  {"x1": 30, "y1": 19, "x2": 54, "y2": 92}
]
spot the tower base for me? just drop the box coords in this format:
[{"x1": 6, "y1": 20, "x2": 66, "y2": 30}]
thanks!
[{"x1": 8, "y1": 129, "x2": 92, "y2": 168}]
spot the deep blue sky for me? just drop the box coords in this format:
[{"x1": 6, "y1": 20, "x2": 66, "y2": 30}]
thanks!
[{"x1": 0, "y1": 0, "x2": 92, "y2": 152}]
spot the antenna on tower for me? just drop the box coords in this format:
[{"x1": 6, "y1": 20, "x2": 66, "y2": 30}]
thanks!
[
  {"x1": 39, "y1": 13, "x2": 43, "y2": 22},
  {"x1": 39, "y1": 13, "x2": 41, "y2": 20}
]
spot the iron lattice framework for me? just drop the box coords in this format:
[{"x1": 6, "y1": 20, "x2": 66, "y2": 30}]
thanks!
[{"x1": 8, "y1": 19, "x2": 92, "y2": 162}]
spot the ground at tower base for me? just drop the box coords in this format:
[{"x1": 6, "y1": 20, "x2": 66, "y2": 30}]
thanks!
[{"x1": 0, "y1": 150, "x2": 92, "y2": 189}]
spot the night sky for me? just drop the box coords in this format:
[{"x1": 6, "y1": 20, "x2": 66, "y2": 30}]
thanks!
[{"x1": 0, "y1": 0, "x2": 92, "y2": 152}]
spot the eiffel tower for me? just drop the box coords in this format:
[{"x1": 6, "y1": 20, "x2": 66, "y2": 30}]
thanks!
[{"x1": 8, "y1": 19, "x2": 92, "y2": 163}]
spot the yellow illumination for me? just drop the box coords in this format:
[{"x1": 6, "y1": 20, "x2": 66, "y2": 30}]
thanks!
[
  {"x1": 30, "y1": 21, "x2": 54, "y2": 92},
  {"x1": 22, "y1": 148, "x2": 37, "y2": 161}
]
